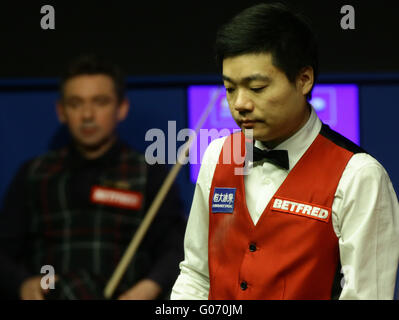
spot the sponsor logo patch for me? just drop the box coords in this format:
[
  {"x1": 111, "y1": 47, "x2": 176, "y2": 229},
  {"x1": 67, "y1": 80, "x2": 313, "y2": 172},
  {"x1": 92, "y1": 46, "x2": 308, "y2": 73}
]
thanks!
[
  {"x1": 90, "y1": 185, "x2": 143, "y2": 210},
  {"x1": 271, "y1": 197, "x2": 331, "y2": 223},
  {"x1": 212, "y1": 188, "x2": 236, "y2": 213}
]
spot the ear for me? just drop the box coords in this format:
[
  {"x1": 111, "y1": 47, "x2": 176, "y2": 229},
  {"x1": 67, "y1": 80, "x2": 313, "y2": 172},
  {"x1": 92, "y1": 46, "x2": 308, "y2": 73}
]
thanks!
[
  {"x1": 56, "y1": 101, "x2": 67, "y2": 124},
  {"x1": 296, "y1": 66, "x2": 314, "y2": 97},
  {"x1": 117, "y1": 98, "x2": 130, "y2": 122}
]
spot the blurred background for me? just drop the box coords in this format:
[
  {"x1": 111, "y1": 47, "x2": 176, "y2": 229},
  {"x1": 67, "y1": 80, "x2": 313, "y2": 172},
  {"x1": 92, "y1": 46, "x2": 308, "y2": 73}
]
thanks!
[{"x1": 0, "y1": 0, "x2": 398, "y2": 215}]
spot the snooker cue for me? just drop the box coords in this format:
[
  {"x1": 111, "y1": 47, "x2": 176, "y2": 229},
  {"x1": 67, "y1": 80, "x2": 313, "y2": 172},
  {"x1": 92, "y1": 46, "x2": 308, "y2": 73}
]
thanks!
[{"x1": 104, "y1": 87, "x2": 222, "y2": 299}]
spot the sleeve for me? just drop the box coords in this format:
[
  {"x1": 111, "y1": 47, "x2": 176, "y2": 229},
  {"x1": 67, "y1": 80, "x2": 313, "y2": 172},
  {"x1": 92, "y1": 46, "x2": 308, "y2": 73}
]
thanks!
[
  {"x1": 333, "y1": 154, "x2": 399, "y2": 300},
  {"x1": 170, "y1": 137, "x2": 225, "y2": 300},
  {"x1": 140, "y1": 163, "x2": 187, "y2": 295},
  {"x1": 0, "y1": 161, "x2": 34, "y2": 299}
]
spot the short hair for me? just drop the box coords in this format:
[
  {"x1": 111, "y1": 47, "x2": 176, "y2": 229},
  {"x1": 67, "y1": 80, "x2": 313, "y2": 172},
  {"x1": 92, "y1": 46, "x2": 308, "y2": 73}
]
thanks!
[
  {"x1": 215, "y1": 2, "x2": 318, "y2": 100},
  {"x1": 60, "y1": 54, "x2": 126, "y2": 103}
]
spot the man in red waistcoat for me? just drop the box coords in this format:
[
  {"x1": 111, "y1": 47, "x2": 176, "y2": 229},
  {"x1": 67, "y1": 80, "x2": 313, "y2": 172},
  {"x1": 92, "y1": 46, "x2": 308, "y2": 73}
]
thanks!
[{"x1": 171, "y1": 2, "x2": 399, "y2": 300}]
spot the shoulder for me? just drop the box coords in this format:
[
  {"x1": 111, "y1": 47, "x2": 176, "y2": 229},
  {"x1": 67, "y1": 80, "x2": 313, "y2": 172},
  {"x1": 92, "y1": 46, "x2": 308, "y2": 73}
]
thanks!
[
  {"x1": 115, "y1": 142, "x2": 146, "y2": 165},
  {"x1": 22, "y1": 148, "x2": 68, "y2": 173},
  {"x1": 318, "y1": 124, "x2": 391, "y2": 184},
  {"x1": 5, "y1": 149, "x2": 67, "y2": 190},
  {"x1": 343, "y1": 153, "x2": 391, "y2": 184},
  {"x1": 320, "y1": 124, "x2": 365, "y2": 154},
  {"x1": 336, "y1": 152, "x2": 396, "y2": 208},
  {"x1": 117, "y1": 140, "x2": 142, "y2": 157}
]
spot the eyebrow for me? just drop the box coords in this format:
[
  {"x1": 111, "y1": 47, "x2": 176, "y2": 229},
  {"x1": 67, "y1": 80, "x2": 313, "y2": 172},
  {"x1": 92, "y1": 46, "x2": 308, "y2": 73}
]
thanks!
[
  {"x1": 63, "y1": 95, "x2": 82, "y2": 101},
  {"x1": 64, "y1": 94, "x2": 112, "y2": 101},
  {"x1": 222, "y1": 74, "x2": 271, "y2": 85}
]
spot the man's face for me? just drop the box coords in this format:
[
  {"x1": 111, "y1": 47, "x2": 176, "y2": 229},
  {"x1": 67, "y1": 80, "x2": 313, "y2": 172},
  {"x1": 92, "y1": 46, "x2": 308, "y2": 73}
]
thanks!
[
  {"x1": 57, "y1": 74, "x2": 128, "y2": 151},
  {"x1": 223, "y1": 53, "x2": 312, "y2": 146}
]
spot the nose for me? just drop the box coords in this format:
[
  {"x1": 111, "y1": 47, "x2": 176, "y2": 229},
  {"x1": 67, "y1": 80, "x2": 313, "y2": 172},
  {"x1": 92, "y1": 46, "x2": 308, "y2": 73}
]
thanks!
[
  {"x1": 81, "y1": 103, "x2": 95, "y2": 120},
  {"x1": 233, "y1": 90, "x2": 254, "y2": 113}
]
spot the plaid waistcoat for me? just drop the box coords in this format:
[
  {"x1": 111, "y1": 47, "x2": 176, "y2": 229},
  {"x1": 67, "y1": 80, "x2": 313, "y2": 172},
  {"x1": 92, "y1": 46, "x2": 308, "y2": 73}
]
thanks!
[{"x1": 24, "y1": 143, "x2": 149, "y2": 299}]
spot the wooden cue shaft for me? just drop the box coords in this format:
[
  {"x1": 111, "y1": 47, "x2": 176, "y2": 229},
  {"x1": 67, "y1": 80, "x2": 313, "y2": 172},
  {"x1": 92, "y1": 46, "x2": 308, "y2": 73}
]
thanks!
[{"x1": 103, "y1": 87, "x2": 222, "y2": 299}]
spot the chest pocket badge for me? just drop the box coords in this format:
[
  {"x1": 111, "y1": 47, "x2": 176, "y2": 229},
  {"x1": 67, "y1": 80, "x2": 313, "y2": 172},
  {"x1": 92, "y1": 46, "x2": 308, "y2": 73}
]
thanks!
[
  {"x1": 211, "y1": 187, "x2": 236, "y2": 213},
  {"x1": 90, "y1": 185, "x2": 143, "y2": 210}
]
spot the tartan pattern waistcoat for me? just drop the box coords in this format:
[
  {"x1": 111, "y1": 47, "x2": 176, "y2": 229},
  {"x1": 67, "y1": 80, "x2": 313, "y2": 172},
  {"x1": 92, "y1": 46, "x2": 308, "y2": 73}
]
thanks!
[{"x1": 24, "y1": 144, "x2": 148, "y2": 299}]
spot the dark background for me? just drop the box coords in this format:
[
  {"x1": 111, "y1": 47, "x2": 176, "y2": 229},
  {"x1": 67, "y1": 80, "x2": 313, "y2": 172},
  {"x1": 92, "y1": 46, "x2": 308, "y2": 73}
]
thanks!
[
  {"x1": 0, "y1": 1, "x2": 398, "y2": 215},
  {"x1": 0, "y1": 0, "x2": 399, "y2": 77}
]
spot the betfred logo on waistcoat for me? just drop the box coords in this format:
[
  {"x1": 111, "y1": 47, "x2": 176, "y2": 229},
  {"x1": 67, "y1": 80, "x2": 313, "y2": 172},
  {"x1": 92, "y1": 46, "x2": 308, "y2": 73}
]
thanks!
[
  {"x1": 212, "y1": 188, "x2": 236, "y2": 213},
  {"x1": 90, "y1": 186, "x2": 143, "y2": 210},
  {"x1": 272, "y1": 197, "x2": 331, "y2": 223}
]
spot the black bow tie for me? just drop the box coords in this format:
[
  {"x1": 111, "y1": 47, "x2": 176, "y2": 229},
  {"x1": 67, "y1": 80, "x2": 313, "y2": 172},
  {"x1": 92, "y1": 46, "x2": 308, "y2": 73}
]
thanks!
[{"x1": 250, "y1": 146, "x2": 289, "y2": 170}]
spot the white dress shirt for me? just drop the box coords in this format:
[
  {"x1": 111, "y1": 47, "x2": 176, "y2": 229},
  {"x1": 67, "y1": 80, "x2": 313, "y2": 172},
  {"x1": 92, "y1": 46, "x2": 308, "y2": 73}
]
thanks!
[{"x1": 171, "y1": 108, "x2": 399, "y2": 300}]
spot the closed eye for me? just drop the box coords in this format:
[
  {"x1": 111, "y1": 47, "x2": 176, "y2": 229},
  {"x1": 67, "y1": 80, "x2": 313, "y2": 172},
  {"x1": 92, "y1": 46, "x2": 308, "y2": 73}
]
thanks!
[
  {"x1": 64, "y1": 98, "x2": 82, "y2": 108},
  {"x1": 225, "y1": 87, "x2": 236, "y2": 94},
  {"x1": 250, "y1": 87, "x2": 266, "y2": 93}
]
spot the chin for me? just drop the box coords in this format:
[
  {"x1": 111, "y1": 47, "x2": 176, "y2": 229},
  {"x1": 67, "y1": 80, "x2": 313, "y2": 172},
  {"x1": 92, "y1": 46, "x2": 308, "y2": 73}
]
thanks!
[
  {"x1": 242, "y1": 128, "x2": 267, "y2": 141},
  {"x1": 74, "y1": 136, "x2": 106, "y2": 150},
  {"x1": 79, "y1": 142, "x2": 104, "y2": 152}
]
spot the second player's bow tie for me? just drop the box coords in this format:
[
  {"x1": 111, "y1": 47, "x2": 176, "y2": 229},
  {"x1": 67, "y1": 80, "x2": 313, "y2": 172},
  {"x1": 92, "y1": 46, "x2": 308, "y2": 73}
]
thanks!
[{"x1": 250, "y1": 146, "x2": 289, "y2": 170}]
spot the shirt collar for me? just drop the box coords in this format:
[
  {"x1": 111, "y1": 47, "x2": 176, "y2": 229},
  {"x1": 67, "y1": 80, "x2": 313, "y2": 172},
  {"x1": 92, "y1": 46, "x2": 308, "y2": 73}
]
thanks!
[{"x1": 253, "y1": 105, "x2": 322, "y2": 171}]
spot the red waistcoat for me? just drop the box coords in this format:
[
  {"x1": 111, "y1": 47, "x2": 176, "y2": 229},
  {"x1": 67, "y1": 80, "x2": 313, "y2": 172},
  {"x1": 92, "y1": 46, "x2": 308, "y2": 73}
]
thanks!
[{"x1": 208, "y1": 130, "x2": 354, "y2": 299}]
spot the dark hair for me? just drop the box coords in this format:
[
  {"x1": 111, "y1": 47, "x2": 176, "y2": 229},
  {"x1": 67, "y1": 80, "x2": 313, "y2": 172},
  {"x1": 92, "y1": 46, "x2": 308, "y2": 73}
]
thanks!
[
  {"x1": 215, "y1": 2, "x2": 318, "y2": 100},
  {"x1": 60, "y1": 54, "x2": 126, "y2": 103}
]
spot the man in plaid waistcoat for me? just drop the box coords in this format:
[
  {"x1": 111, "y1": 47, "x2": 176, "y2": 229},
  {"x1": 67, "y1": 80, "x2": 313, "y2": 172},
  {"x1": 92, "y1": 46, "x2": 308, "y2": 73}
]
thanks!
[{"x1": 0, "y1": 55, "x2": 186, "y2": 300}]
